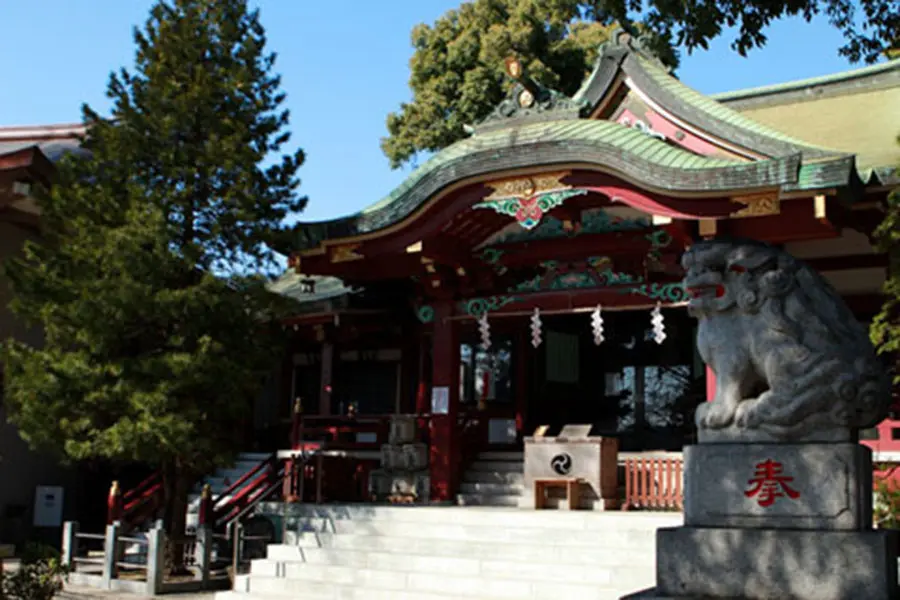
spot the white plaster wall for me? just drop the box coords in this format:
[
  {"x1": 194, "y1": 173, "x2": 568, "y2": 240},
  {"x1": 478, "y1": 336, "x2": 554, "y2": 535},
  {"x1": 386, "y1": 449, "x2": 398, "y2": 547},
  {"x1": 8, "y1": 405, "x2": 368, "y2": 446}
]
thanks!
[{"x1": 786, "y1": 229, "x2": 885, "y2": 296}]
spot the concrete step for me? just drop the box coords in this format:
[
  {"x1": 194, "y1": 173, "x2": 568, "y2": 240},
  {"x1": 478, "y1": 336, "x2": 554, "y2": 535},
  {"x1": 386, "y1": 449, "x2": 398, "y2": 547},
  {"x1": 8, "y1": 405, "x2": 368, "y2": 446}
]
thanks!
[
  {"x1": 456, "y1": 494, "x2": 521, "y2": 507},
  {"x1": 459, "y1": 482, "x2": 524, "y2": 495},
  {"x1": 463, "y1": 470, "x2": 524, "y2": 485},
  {"x1": 476, "y1": 451, "x2": 524, "y2": 461},
  {"x1": 242, "y1": 571, "x2": 635, "y2": 600},
  {"x1": 468, "y1": 460, "x2": 524, "y2": 473},
  {"x1": 276, "y1": 504, "x2": 680, "y2": 531},
  {"x1": 252, "y1": 557, "x2": 647, "y2": 586},
  {"x1": 262, "y1": 542, "x2": 655, "y2": 570},
  {"x1": 283, "y1": 523, "x2": 660, "y2": 549}
]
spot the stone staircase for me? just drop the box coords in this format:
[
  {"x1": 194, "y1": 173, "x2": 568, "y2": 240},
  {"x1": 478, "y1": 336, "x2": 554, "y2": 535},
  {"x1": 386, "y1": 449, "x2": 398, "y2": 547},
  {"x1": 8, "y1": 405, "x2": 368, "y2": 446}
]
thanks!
[
  {"x1": 215, "y1": 504, "x2": 680, "y2": 600},
  {"x1": 456, "y1": 451, "x2": 525, "y2": 507},
  {"x1": 185, "y1": 452, "x2": 272, "y2": 530}
]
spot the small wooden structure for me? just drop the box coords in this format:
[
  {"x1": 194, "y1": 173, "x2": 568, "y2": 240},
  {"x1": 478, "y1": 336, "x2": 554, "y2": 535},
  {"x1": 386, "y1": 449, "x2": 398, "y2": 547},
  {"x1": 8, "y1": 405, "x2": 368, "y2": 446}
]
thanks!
[{"x1": 534, "y1": 478, "x2": 584, "y2": 510}]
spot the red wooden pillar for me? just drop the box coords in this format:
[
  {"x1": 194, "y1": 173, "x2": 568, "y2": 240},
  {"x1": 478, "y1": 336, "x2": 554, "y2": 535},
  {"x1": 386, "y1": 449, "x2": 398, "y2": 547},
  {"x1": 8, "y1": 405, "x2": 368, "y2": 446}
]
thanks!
[
  {"x1": 706, "y1": 366, "x2": 716, "y2": 402},
  {"x1": 106, "y1": 481, "x2": 123, "y2": 525},
  {"x1": 415, "y1": 334, "x2": 430, "y2": 415},
  {"x1": 429, "y1": 302, "x2": 460, "y2": 503},
  {"x1": 319, "y1": 341, "x2": 334, "y2": 415}
]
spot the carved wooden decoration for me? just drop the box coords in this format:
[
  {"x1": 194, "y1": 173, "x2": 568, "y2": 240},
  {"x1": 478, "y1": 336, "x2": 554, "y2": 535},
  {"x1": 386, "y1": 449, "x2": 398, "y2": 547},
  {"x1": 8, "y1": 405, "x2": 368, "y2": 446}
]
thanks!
[
  {"x1": 730, "y1": 191, "x2": 780, "y2": 219},
  {"x1": 331, "y1": 243, "x2": 364, "y2": 263},
  {"x1": 475, "y1": 171, "x2": 587, "y2": 230}
]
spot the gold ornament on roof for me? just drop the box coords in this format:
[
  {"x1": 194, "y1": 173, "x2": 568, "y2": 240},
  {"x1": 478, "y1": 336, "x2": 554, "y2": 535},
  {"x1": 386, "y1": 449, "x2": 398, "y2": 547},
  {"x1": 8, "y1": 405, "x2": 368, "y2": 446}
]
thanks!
[
  {"x1": 484, "y1": 171, "x2": 571, "y2": 202},
  {"x1": 331, "y1": 243, "x2": 364, "y2": 263},
  {"x1": 730, "y1": 192, "x2": 780, "y2": 218}
]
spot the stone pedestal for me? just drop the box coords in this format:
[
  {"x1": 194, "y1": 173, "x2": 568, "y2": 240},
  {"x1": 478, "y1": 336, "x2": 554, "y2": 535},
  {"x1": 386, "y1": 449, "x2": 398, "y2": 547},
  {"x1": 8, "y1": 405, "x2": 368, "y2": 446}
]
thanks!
[
  {"x1": 683, "y1": 443, "x2": 872, "y2": 530},
  {"x1": 621, "y1": 443, "x2": 900, "y2": 600},
  {"x1": 369, "y1": 415, "x2": 429, "y2": 503}
]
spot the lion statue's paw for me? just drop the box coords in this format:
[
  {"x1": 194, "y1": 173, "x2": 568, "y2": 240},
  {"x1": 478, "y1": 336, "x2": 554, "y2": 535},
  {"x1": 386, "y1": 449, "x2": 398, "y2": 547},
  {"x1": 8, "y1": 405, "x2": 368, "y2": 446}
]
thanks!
[{"x1": 696, "y1": 401, "x2": 735, "y2": 429}]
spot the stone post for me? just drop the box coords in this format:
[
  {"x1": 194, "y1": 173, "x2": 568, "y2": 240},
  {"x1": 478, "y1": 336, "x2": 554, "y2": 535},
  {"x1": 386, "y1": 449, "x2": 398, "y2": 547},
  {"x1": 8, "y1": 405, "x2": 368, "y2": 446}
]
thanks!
[
  {"x1": 231, "y1": 521, "x2": 243, "y2": 575},
  {"x1": 61, "y1": 521, "x2": 78, "y2": 568},
  {"x1": 196, "y1": 525, "x2": 212, "y2": 587},
  {"x1": 101, "y1": 523, "x2": 119, "y2": 588},
  {"x1": 145, "y1": 525, "x2": 165, "y2": 596}
]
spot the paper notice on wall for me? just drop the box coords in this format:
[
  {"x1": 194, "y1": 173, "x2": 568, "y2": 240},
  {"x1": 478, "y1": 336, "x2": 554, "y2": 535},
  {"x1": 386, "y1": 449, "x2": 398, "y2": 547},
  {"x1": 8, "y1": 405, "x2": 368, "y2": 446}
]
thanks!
[
  {"x1": 33, "y1": 486, "x2": 64, "y2": 528},
  {"x1": 431, "y1": 386, "x2": 450, "y2": 415}
]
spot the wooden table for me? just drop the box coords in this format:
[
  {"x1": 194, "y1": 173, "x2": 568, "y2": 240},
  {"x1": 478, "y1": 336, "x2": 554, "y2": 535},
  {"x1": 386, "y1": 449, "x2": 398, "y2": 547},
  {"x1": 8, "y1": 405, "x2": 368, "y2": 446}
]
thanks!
[{"x1": 534, "y1": 478, "x2": 584, "y2": 510}]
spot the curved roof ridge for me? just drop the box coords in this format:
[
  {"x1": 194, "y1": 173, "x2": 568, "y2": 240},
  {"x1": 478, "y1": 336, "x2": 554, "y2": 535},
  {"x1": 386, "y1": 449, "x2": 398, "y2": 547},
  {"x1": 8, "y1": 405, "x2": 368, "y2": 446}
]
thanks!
[
  {"x1": 711, "y1": 58, "x2": 900, "y2": 103},
  {"x1": 317, "y1": 119, "x2": 749, "y2": 226},
  {"x1": 629, "y1": 54, "x2": 851, "y2": 160}
]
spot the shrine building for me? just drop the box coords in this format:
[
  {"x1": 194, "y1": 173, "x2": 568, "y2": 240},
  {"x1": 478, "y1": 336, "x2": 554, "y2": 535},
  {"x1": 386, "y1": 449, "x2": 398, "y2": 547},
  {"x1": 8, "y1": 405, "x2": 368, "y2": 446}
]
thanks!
[{"x1": 261, "y1": 30, "x2": 900, "y2": 504}]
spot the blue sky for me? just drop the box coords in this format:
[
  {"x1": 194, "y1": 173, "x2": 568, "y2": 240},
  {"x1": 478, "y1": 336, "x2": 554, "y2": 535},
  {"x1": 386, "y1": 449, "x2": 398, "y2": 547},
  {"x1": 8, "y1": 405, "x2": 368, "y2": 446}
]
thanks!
[{"x1": 0, "y1": 2, "x2": 864, "y2": 224}]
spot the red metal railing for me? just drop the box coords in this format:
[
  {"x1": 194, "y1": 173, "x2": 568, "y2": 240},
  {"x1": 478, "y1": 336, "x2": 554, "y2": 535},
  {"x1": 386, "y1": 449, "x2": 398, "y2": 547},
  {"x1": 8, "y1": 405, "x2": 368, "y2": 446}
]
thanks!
[
  {"x1": 622, "y1": 456, "x2": 683, "y2": 511},
  {"x1": 109, "y1": 472, "x2": 164, "y2": 527},
  {"x1": 208, "y1": 452, "x2": 281, "y2": 528}
]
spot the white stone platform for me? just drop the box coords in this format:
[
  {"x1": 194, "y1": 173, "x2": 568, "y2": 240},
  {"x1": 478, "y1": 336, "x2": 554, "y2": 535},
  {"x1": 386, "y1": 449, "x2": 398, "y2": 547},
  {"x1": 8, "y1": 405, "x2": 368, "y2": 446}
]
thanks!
[{"x1": 217, "y1": 503, "x2": 681, "y2": 600}]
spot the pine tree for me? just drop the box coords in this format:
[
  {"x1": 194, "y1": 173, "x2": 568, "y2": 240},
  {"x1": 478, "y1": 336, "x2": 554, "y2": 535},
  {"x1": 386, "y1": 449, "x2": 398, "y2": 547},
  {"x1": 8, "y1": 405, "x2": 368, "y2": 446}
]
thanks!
[{"x1": 2, "y1": 0, "x2": 303, "y2": 544}]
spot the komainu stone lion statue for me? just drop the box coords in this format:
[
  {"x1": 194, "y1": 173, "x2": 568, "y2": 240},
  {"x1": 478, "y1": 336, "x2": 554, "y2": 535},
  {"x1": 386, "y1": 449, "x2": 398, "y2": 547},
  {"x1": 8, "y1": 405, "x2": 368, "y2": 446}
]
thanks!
[{"x1": 682, "y1": 238, "x2": 890, "y2": 442}]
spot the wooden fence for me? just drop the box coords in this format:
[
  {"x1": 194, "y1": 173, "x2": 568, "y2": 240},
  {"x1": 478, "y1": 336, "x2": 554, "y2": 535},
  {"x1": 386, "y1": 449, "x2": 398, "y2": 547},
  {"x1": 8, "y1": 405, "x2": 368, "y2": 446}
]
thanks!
[{"x1": 621, "y1": 456, "x2": 684, "y2": 510}]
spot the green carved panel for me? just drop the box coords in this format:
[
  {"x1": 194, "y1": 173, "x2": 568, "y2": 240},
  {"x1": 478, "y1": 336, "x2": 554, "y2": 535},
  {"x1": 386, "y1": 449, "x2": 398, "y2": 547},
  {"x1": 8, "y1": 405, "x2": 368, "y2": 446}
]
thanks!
[{"x1": 487, "y1": 208, "x2": 651, "y2": 245}]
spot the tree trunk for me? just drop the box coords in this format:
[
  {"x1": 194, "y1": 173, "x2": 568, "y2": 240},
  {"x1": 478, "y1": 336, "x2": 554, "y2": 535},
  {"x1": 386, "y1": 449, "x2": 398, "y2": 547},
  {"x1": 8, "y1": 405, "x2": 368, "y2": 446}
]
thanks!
[{"x1": 162, "y1": 460, "x2": 193, "y2": 576}]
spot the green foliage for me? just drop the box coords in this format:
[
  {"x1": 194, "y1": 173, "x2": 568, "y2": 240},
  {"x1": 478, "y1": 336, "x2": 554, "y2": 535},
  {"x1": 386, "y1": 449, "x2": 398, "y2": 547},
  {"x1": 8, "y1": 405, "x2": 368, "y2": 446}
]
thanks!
[
  {"x1": 383, "y1": 0, "x2": 896, "y2": 169},
  {"x1": 0, "y1": 546, "x2": 68, "y2": 600},
  {"x1": 618, "y1": 0, "x2": 897, "y2": 64},
  {"x1": 381, "y1": 1, "x2": 679, "y2": 169},
  {"x1": 870, "y1": 135, "x2": 900, "y2": 382},
  {"x1": 873, "y1": 465, "x2": 900, "y2": 529},
  {"x1": 1, "y1": 0, "x2": 300, "y2": 502}
]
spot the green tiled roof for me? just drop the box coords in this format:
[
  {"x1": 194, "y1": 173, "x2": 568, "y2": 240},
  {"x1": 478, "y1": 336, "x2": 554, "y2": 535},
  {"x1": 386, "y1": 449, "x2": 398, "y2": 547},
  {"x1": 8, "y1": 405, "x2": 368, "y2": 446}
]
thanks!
[
  {"x1": 711, "y1": 59, "x2": 900, "y2": 102},
  {"x1": 284, "y1": 118, "x2": 810, "y2": 254},
  {"x1": 362, "y1": 119, "x2": 739, "y2": 216}
]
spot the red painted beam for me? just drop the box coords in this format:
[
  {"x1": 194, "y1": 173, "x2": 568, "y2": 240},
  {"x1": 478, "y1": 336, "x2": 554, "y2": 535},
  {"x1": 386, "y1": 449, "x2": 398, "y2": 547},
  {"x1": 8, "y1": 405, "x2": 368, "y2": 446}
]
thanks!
[
  {"x1": 722, "y1": 198, "x2": 838, "y2": 244},
  {"x1": 490, "y1": 225, "x2": 688, "y2": 269},
  {"x1": 361, "y1": 185, "x2": 492, "y2": 256},
  {"x1": 564, "y1": 171, "x2": 742, "y2": 218},
  {"x1": 458, "y1": 282, "x2": 686, "y2": 318},
  {"x1": 296, "y1": 252, "x2": 424, "y2": 280}
]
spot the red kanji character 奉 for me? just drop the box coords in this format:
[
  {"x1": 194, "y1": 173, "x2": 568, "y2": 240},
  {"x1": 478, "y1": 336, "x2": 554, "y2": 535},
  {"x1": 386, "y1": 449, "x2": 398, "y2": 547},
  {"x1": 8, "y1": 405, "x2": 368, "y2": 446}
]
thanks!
[{"x1": 744, "y1": 459, "x2": 800, "y2": 507}]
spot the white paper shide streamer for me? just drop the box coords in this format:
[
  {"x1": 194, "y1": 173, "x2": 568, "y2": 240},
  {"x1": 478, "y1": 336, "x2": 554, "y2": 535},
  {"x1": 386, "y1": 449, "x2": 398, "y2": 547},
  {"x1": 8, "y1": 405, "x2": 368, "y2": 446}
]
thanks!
[
  {"x1": 591, "y1": 305, "x2": 604, "y2": 345},
  {"x1": 478, "y1": 312, "x2": 491, "y2": 350},
  {"x1": 530, "y1": 307, "x2": 543, "y2": 348},
  {"x1": 651, "y1": 302, "x2": 666, "y2": 344}
]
